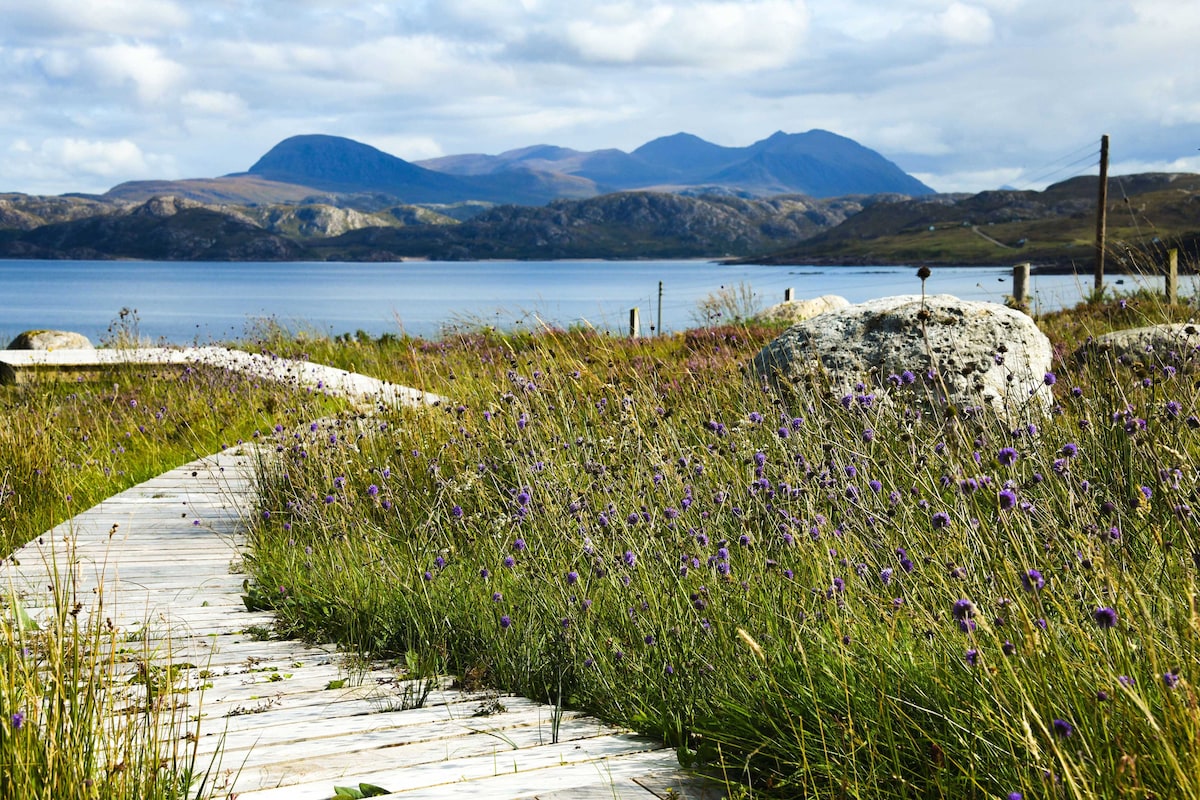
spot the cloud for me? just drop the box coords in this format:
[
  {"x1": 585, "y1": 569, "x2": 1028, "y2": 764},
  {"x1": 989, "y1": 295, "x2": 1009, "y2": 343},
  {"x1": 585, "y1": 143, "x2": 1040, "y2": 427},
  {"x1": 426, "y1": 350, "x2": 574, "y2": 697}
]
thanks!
[
  {"x1": 938, "y1": 3, "x2": 994, "y2": 44},
  {"x1": 181, "y1": 90, "x2": 248, "y2": 117},
  {"x1": 559, "y1": 1, "x2": 810, "y2": 70},
  {"x1": 2, "y1": 137, "x2": 177, "y2": 194},
  {"x1": 4, "y1": 0, "x2": 189, "y2": 38},
  {"x1": 87, "y1": 43, "x2": 187, "y2": 104}
]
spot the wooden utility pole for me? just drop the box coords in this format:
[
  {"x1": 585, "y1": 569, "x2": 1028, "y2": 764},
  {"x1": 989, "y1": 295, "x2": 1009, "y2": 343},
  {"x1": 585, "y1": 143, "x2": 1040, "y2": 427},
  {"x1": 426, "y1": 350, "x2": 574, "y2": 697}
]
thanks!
[
  {"x1": 657, "y1": 281, "x2": 663, "y2": 336},
  {"x1": 1094, "y1": 134, "x2": 1109, "y2": 294}
]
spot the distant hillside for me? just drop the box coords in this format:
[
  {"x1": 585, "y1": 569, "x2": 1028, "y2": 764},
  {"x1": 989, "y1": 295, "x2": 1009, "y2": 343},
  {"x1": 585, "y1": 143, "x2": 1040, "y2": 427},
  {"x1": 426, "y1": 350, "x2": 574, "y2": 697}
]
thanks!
[
  {"x1": 747, "y1": 172, "x2": 1200, "y2": 269},
  {"x1": 0, "y1": 196, "x2": 300, "y2": 260},
  {"x1": 0, "y1": 191, "x2": 862, "y2": 261},
  {"x1": 305, "y1": 191, "x2": 865, "y2": 261}
]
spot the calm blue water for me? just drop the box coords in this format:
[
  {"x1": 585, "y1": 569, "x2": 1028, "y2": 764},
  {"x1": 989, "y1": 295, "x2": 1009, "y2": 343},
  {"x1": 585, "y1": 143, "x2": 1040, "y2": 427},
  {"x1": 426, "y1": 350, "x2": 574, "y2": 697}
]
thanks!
[{"x1": 0, "y1": 259, "x2": 1099, "y2": 345}]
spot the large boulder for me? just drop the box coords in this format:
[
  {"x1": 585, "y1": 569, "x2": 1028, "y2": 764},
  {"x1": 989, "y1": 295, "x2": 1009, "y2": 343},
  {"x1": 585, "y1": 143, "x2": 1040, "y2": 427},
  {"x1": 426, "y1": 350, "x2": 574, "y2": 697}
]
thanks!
[
  {"x1": 752, "y1": 294, "x2": 1054, "y2": 414},
  {"x1": 1072, "y1": 323, "x2": 1200, "y2": 371},
  {"x1": 7, "y1": 330, "x2": 94, "y2": 350},
  {"x1": 759, "y1": 294, "x2": 850, "y2": 324}
]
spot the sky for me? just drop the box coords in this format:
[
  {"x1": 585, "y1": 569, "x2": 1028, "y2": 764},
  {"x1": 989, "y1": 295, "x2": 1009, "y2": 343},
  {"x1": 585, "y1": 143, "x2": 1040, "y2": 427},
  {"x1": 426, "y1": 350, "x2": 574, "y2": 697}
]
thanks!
[{"x1": 1, "y1": 0, "x2": 1199, "y2": 197}]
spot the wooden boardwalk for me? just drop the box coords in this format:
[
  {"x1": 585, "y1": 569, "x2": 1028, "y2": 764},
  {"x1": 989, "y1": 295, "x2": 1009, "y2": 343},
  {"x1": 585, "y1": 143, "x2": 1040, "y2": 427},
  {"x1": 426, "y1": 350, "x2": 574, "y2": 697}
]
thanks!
[{"x1": 2, "y1": 349, "x2": 722, "y2": 799}]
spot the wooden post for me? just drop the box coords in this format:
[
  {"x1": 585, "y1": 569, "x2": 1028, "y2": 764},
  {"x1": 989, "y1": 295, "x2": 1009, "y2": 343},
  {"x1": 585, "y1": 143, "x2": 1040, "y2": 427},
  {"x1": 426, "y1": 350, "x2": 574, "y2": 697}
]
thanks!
[
  {"x1": 657, "y1": 281, "x2": 663, "y2": 336},
  {"x1": 1013, "y1": 262, "x2": 1030, "y2": 308},
  {"x1": 1167, "y1": 248, "x2": 1179, "y2": 305},
  {"x1": 629, "y1": 307, "x2": 640, "y2": 338},
  {"x1": 784, "y1": 287, "x2": 795, "y2": 302},
  {"x1": 1094, "y1": 134, "x2": 1109, "y2": 295}
]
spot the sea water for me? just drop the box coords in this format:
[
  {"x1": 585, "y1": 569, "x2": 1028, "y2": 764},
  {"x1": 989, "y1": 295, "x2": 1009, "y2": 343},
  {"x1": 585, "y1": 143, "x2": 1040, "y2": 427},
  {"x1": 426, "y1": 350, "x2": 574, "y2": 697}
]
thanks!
[{"x1": 0, "y1": 259, "x2": 1111, "y2": 345}]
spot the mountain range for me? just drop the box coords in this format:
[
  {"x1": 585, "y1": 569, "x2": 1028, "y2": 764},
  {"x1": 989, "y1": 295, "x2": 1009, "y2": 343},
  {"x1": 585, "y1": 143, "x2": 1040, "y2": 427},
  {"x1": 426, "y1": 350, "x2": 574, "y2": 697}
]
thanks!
[
  {"x1": 104, "y1": 130, "x2": 934, "y2": 207},
  {"x1": 5, "y1": 130, "x2": 1193, "y2": 267}
]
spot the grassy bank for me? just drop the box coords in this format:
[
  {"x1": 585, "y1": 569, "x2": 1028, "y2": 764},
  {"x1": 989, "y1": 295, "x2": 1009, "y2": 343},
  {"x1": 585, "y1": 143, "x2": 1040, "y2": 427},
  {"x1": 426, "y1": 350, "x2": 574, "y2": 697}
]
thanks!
[
  {"x1": 1, "y1": 362, "x2": 340, "y2": 798},
  {"x1": 240, "y1": 290, "x2": 1200, "y2": 798}
]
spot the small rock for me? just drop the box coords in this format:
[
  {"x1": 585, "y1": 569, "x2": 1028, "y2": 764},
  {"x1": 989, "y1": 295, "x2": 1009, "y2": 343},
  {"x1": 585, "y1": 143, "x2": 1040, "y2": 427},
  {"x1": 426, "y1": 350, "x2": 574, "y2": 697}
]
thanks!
[
  {"x1": 759, "y1": 294, "x2": 850, "y2": 324},
  {"x1": 7, "y1": 330, "x2": 95, "y2": 350},
  {"x1": 752, "y1": 294, "x2": 1054, "y2": 414},
  {"x1": 1073, "y1": 323, "x2": 1200, "y2": 371}
]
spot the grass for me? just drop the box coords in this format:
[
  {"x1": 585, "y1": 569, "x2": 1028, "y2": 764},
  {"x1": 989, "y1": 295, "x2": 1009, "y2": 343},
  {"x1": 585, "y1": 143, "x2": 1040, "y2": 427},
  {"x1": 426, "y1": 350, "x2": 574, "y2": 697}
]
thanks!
[
  {"x1": 4, "y1": 266, "x2": 1197, "y2": 798},
  {"x1": 236, "y1": 276, "x2": 1200, "y2": 799},
  {"x1": 1, "y1": 359, "x2": 340, "y2": 798}
]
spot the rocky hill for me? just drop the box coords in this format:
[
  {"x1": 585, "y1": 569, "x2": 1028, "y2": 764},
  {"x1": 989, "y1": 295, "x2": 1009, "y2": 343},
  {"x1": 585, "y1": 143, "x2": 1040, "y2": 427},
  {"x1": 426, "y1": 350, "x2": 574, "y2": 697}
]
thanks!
[{"x1": 0, "y1": 191, "x2": 861, "y2": 261}]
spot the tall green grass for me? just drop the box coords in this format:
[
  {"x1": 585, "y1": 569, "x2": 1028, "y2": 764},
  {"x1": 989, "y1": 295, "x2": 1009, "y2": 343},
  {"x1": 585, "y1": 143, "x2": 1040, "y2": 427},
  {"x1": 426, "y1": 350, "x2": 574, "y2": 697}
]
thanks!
[
  {"x1": 242, "y1": 293, "x2": 1200, "y2": 798},
  {"x1": 2, "y1": 362, "x2": 340, "y2": 798}
]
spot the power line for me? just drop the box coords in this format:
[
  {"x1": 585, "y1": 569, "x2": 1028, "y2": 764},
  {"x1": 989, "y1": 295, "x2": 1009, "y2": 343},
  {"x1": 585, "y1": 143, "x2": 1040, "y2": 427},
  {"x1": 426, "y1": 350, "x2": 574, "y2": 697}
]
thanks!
[{"x1": 1014, "y1": 148, "x2": 1100, "y2": 191}]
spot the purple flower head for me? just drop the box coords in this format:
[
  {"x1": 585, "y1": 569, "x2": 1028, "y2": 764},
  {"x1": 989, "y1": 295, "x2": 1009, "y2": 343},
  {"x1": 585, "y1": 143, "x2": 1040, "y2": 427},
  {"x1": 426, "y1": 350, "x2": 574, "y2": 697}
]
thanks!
[
  {"x1": 1061, "y1": 442, "x2": 1078, "y2": 458},
  {"x1": 451, "y1": 505, "x2": 464, "y2": 518},
  {"x1": 499, "y1": 615, "x2": 512, "y2": 629},
  {"x1": 503, "y1": 555, "x2": 516, "y2": 568},
  {"x1": 965, "y1": 648, "x2": 979, "y2": 666},
  {"x1": 931, "y1": 511, "x2": 951, "y2": 529},
  {"x1": 998, "y1": 489, "x2": 1017, "y2": 510},
  {"x1": 10, "y1": 711, "x2": 23, "y2": 730},
  {"x1": 623, "y1": 550, "x2": 636, "y2": 567},
  {"x1": 1021, "y1": 569, "x2": 1045, "y2": 592},
  {"x1": 367, "y1": 484, "x2": 379, "y2": 496},
  {"x1": 1052, "y1": 718, "x2": 1073, "y2": 738},
  {"x1": 1164, "y1": 671, "x2": 1181, "y2": 689},
  {"x1": 1044, "y1": 372, "x2": 1057, "y2": 386},
  {"x1": 566, "y1": 570, "x2": 579, "y2": 585},
  {"x1": 952, "y1": 598, "x2": 977, "y2": 621},
  {"x1": 1093, "y1": 606, "x2": 1118, "y2": 629},
  {"x1": 997, "y1": 447, "x2": 1019, "y2": 466},
  {"x1": 512, "y1": 538, "x2": 527, "y2": 552}
]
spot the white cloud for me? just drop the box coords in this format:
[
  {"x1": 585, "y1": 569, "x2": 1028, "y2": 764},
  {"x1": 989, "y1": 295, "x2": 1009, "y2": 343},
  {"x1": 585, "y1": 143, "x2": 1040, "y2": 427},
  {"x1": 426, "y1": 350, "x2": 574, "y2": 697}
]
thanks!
[
  {"x1": 2, "y1": 137, "x2": 178, "y2": 194},
  {"x1": 562, "y1": 1, "x2": 809, "y2": 71},
  {"x1": 42, "y1": 138, "x2": 151, "y2": 177},
  {"x1": 6, "y1": 0, "x2": 189, "y2": 37},
  {"x1": 87, "y1": 43, "x2": 187, "y2": 104},
  {"x1": 181, "y1": 90, "x2": 247, "y2": 117},
  {"x1": 938, "y1": 3, "x2": 994, "y2": 44},
  {"x1": 912, "y1": 166, "x2": 1025, "y2": 194}
]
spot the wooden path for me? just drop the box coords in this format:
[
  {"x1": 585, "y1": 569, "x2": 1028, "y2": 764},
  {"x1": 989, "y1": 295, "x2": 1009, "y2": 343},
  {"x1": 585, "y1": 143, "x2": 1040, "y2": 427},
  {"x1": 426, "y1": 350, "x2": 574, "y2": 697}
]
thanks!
[
  {"x1": 1, "y1": 349, "x2": 721, "y2": 799},
  {"x1": 0, "y1": 347, "x2": 445, "y2": 408}
]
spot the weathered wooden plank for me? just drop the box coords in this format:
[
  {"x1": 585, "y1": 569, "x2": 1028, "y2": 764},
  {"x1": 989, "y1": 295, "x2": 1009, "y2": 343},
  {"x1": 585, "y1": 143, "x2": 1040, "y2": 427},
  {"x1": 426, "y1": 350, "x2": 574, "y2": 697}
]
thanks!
[{"x1": 232, "y1": 733, "x2": 666, "y2": 800}]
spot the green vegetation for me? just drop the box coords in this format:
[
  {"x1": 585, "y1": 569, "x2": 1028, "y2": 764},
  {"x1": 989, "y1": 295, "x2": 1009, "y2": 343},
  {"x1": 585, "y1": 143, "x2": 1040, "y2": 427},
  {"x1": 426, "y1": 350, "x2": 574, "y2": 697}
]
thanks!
[
  {"x1": 4, "y1": 274, "x2": 1198, "y2": 798},
  {"x1": 755, "y1": 174, "x2": 1200, "y2": 268},
  {"x1": 1, "y1": 361, "x2": 339, "y2": 798},
  {"x1": 238, "y1": 285, "x2": 1200, "y2": 798}
]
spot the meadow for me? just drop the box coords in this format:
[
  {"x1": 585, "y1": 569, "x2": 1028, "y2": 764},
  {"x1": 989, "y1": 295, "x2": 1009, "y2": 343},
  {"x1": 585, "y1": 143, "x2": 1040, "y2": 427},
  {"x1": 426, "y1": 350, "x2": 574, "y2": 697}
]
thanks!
[
  {"x1": 240, "y1": 286, "x2": 1200, "y2": 799},
  {"x1": 2, "y1": 281, "x2": 1198, "y2": 799}
]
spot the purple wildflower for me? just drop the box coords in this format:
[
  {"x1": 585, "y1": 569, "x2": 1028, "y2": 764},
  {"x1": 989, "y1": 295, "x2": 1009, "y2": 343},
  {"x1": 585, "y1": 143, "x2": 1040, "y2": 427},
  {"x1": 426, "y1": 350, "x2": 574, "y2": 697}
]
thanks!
[
  {"x1": 1021, "y1": 569, "x2": 1045, "y2": 592},
  {"x1": 1052, "y1": 718, "x2": 1073, "y2": 738},
  {"x1": 997, "y1": 447, "x2": 1018, "y2": 466},
  {"x1": 499, "y1": 615, "x2": 512, "y2": 629},
  {"x1": 1093, "y1": 606, "x2": 1118, "y2": 629}
]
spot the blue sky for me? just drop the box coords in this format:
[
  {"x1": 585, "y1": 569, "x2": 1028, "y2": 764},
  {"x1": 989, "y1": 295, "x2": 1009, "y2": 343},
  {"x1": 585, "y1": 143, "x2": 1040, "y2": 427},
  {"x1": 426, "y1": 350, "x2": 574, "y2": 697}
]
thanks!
[{"x1": 2, "y1": 0, "x2": 1198, "y2": 196}]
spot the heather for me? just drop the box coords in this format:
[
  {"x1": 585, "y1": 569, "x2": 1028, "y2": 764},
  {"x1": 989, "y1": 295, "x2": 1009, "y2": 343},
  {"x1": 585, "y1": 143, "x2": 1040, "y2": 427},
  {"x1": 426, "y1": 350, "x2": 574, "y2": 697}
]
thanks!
[{"x1": 243, "y1": 292, "x2": 1200, "y2": 798}]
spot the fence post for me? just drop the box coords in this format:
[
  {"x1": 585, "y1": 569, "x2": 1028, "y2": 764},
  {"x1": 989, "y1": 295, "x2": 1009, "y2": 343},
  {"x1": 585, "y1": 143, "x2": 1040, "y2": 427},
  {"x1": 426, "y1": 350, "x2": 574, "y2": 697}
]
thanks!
[
  {"x1": 1166, "y1": 249, "x2": 1179, "y2": 305},
  {"x1": 1012, "y1": 262, "x2": 1030, "y2": 309},
  {"x1": 629, "y1": 307, "x2": 640, "y2": 338},
  {"x1": 784, "y1": 287, "x2": 795, "y2": 302}
]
